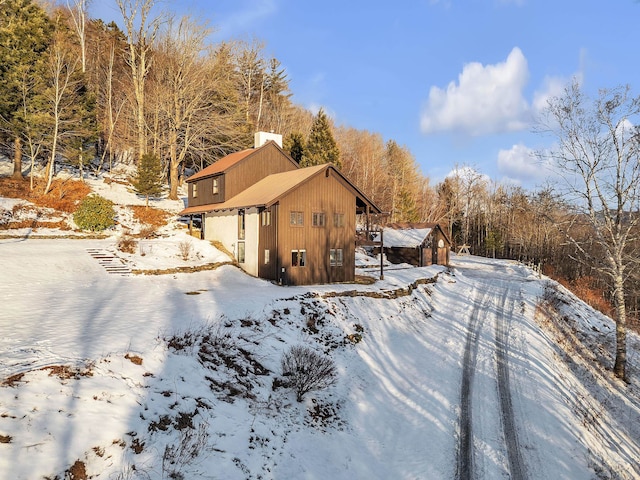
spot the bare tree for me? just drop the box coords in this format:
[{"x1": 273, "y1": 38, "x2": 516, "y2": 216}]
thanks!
[
  {"x1": 97, "y1": 36, "x2": 126, "y2": 173},
  {"x1": 116, "y1": 0, "x2": 161, "y2": 162},
  {"x1": 538, "y1": 81, "x2": 640, "y2": 381},
  {"x1": 43, "y1": 34, "x2": 81, "y2": 195},
  {"x1": 66, "y1": 0, "x2": 89, "y2": 73},
  {"x1": 16, "y1": 70, "x2": 46, "y2": 190},
  {"x1": 153, "y1": 15, "x2": 212, "y2": 199},
  {"x1": 235, "y1": 39, "x2": 265, "y2": 130}
]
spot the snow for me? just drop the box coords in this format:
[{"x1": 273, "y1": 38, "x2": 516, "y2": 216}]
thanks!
[
  {"x1": 2, "y1": 167, "x2": 640, "y2": 479},
  {"x1": 373, "y1": 227, "x2": 432, "y2": 248}
]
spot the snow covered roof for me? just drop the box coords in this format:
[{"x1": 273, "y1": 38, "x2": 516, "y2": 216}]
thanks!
[{"x1": 375, "y1": 227, "x2": 432, "y2": 248}]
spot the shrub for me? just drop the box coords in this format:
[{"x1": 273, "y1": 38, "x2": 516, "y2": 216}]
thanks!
[
  {"x1": 280, "y1": 345, "x2": 337, "y2": 402},
  {"x1": 117, "y1": 231, "x2": 138, "y2": 253},
  {"x1": 131, "y1": 205, "x2": 169, "y2": 228},
  {"x1": 73, "y1": 195, "x2": 116, "y2": 231},
  {"x1": 178, "y1": 240, "x2": 192, "y2": 261}
]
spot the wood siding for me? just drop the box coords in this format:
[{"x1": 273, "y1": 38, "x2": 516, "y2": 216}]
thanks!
[
  {"x1": 188, "y1": 174, "x2": 224, "y2": 207},
  {"x1": 258, "y1": 205, "x2": 278, "y2": 281},
  {"x1": 380, "y1": 227, "x2": 450, "y2": 267},
  {"x1": 188, "y1": 143, "x2": 297, "y2": 208},
  {"x1": 275, "y1": 169, "x2": 356, "y2": 285}
]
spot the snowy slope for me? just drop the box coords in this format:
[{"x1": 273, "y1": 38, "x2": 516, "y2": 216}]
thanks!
[
  {"x1": 1, "y1": 237, "x2": 639, "y2": 479},
  {"x1": 1, "y1": 161, "x2": 639, "y2": 479}
]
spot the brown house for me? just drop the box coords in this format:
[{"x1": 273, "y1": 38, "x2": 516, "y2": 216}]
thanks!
[
  {"x1": 180, "y1": 134, "x2": 381, "y2": 285},
  {"x1": 375, "y1": 223, "x2": 451, "y2": 267}
]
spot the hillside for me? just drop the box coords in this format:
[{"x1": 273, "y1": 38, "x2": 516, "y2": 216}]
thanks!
[{"x1": 1, "y1": 167, "x2": 640, "y2": 479}]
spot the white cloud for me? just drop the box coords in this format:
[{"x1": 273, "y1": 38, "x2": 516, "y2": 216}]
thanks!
[
  {"x1": 497, "y1": 143, "x2": 553, "y2": 182},
  {"x1": 211, "y1": 1, "x2": 278, "y2": 40},
  {"x1": 532, "y1": 73, "x2": 584, "y2": 115},
  {"x1": 420, "y1": 47, "x2": 531, "y2": 136},
  {"x1": 446, "y1": 165, "x2": 490, "y2": 184}
]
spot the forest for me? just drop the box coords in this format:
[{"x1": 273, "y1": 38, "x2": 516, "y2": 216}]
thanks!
[{"x1": 1, "y1": 0, "x2": 640, "y2": 360}]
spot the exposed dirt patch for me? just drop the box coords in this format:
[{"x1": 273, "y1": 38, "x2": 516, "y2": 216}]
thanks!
[
  {"x1": 132, "y1": 261, "x2": 235, "y2": 276},
  {"x1": 42, "y1": 364, "x2": 94, "y2": 380},
  {"x1": 125, "y1": 353, "x2": 143, "y2": 365},
  {"x1": 2, "y1": 372, "x2": 25, "y2": 387}
]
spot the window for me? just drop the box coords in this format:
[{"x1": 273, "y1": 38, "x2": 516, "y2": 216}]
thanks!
[
  {"x1": 290, "y1": 211, "x2": 303, "y2": 226},
  {"x1": 261, "y1": 209, "x2": 272, "y2": 226},
  {"x1": 330, "y1": 248, "x2": 343, "y2": 266},
  {"x1": 237, "y1": 242, "x2": 245, "y2": 263},
  {"x1": 238, "y1": 209, "x2": 245, "y2": 239},
  {"x1": 291, "y1": 249, "x2": 306, "y2": 267},
  {"x1": 192, "y1": 183, "x2": 198, "y2": 198},
  {"x1": 264, "y1": 249, "x2": 270, "y2": 264},
  {"x1": 312, "y1": 212, "x2": 326, "y2": 227},
  {"x1": 212, "y1": 177, "x2": 219, "y2": 195},
  {"x1": 334, "y1": 213, "x2": 345, "y2": 227}
]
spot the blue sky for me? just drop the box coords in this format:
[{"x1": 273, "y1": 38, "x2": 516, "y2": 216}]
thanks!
[{"x1": 91, "y1": 0, "x2": 640, "y2": 189}]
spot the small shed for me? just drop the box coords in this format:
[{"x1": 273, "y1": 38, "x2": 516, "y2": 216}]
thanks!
[{"x1": 375, "y1": 223, "x2": 451, "y2": 267}]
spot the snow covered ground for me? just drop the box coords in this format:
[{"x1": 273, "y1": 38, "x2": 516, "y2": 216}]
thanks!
[
  {"x1": 1, "y1": 158, "x2": 639, "y2": 479},
  {"x1": 1, "y1": 234, "x2": 639, "y2": 479}
]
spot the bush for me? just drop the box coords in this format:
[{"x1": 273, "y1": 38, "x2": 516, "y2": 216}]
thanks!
[
  {"x1": 280, "y1": 345, "x2": 337, "y2": 402},
  {"x1": 73, "y1": 195, "x2": 116, "y2": 231},
  {"x1": 117, "y1": 232, "x2": 138, "y2": 253},
  {"x1": 178, "y1": 240, "x2": 192, "y2": 261}
]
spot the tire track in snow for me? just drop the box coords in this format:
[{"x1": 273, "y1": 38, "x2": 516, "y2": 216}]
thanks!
[
  {"x1": 456, "y1": 288, "x2": 489, "y2": 480},
  {"x1": 495, "y1": 283, "x2": 527, "y2": 480}
]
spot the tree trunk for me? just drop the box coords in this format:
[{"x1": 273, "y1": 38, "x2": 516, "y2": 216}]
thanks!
[
  {"x1": 168, "y1": 129, "x2": 179, "y2": 200},
  {"x1": 613, "y1": 273, "x2": 628, "y2": 381},
  {"x1": 12, "y1": 137, "x2": 24, "y2": 180}
]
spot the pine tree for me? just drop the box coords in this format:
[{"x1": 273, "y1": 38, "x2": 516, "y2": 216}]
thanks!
[
  {"x1": 283, "y1": 132, "x2": 305, "y2": 164},
  {"x1": 0, "y1": 0, "x2": 53, "y2": 179},
  {"x1": 301, "y1": 108, "x2": 341, "y2": 169},
  {"x1": 132, "y1": 152, "x2": 163, "y2": 206}
]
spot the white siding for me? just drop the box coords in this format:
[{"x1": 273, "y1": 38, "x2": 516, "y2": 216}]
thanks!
[
  {"x1": 243, "y1": 207, "x2": 259, "y2": 277},
  {"x1": 204, "y1": 211, "x2": 236, "y2": 251},
  {"x1": 204, "y1": 207, "x2": 260, "y2": 277}
]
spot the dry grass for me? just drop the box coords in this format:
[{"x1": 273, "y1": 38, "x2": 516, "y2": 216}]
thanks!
[
  {"x1": 125, "y1": 353, "x2": 143, "y2": 365},
  {"x1": 2, "y1": 372, "x2": 24, "y2": 387},
  {"x1": 0, "y1": 177, "x2": 91, "y2": 213},
  {"x1": 117, "y1": 232, "x2": 138, "y2": 253},
  {"x1": 551, "y1": 274, "x2": 615, "y2": 318},
  {"x1": 131, "y1": 205, "x2": 170, "y2": 228},
  {"x1": 42, "y1": 364, "x2": 94, "y2": 380}
]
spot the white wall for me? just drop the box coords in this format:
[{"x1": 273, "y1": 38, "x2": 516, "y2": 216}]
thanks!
[
  {"x1": 243, "y1": 207, "x2": 259, "y2": 277},
  {"x1": 204, "y1": 208, "x2": 259, "y2": 277}
]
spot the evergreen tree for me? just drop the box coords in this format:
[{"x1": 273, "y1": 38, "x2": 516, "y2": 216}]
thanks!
[
  {"x1": 283, "y1": 132, "x2": 305, "y2": 164},
  {"x1": 301, "y1": 108, "x2": 340, "y2": 169},
  {"x1": 0, "y1": 0, "x2": 53, "y2": 179},
  {"x1": 132, "y1": 152, "x2": 163, "y2": 206}
]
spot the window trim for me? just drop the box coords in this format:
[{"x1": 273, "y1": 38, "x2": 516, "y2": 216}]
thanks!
[
  {"x1": 312, "y1": 212, "x2": 326, "y2": 227},
  {"x1": 291, "y1": 249, "x2": 306, "y2": 267},
  {"x1": 237, "y1": 241, "x2": 245, "y2": 263},
  {"x1": 238, "y1": 209, "x2": 245, "y2": 240},
  {"x1": 330, "y1": 248, "x2": 343, "y2": 267},
  {"x1": 212, "y1": 177, "x2": 219, "y2": 195},
  {"x1": 192, "y1": 183, "x2": 198, "y2": 198},
  {"x1": 290, "y1": 211, "x2": 304, "y2": 226},
  {"x1": 262, "y1": 209, "x2": 272, "y2": 226},
  {"x1": 333, "y1": 212, "x2": 345, "y2": 228}
]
